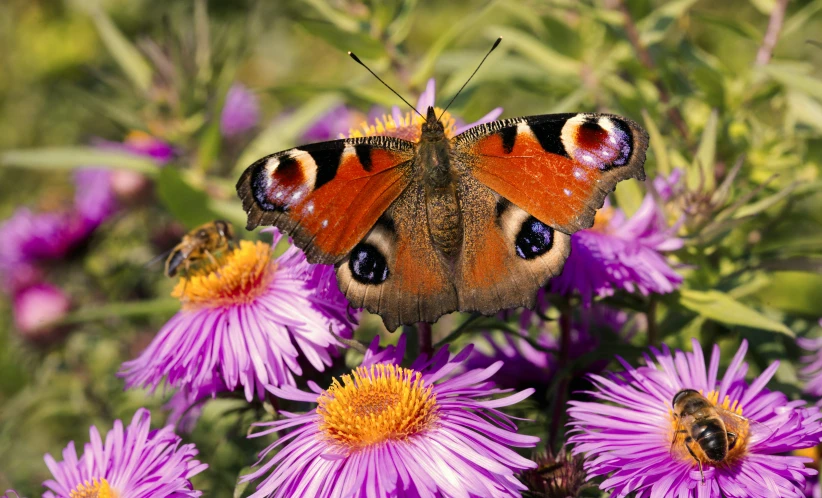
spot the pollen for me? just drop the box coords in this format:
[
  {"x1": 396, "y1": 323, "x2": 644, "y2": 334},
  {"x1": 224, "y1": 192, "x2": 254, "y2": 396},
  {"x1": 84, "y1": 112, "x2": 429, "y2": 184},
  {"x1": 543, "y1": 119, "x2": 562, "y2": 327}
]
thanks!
[
  {"x1": 172, "y1": 240, "x2": 276, "y2": 309},
  {"x1": 347, "y1": 107, "x2": 457, "y2": 141},
  {"x1": 317, "y1": 363, "x2": 439, "y2": 452},
  {"x1": 70, "y1": 478, "x2": 116, "y2": 498}
]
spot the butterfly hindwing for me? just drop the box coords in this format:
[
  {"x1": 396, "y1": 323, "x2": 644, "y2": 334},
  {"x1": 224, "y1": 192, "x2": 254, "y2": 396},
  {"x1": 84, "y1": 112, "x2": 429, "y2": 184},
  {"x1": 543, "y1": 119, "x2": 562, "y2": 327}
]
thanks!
[
  {"x1": 455, "y1": 113, "x2": 649, "y2": 234},
  {"x1": 236, "y1": 137, "x2": 415, "y2": 264},
  {"x1": 455, "y1": 175, "x2": 571, "y2": 314},
  {"x1": 335, "y1": 181, "x2": 458, "y2": 331}
]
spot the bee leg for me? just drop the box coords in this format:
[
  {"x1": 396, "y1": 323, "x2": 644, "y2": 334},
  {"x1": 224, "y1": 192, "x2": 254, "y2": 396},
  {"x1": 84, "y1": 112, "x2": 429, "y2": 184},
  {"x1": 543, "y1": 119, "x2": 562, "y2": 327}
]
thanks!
[
  {"x1": 683, "y1": 439, "x2": 705, "y2": 484},
  {"x1": 727, "y1": 431, "x2": 738, "y2": 450},
  {"x1": 204, "y1": 249, "x2": 218, "y2": 265}
]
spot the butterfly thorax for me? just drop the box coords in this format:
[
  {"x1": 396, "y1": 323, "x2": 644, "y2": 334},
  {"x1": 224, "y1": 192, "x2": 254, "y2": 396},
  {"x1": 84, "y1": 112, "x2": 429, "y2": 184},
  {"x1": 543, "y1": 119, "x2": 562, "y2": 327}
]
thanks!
[{"x1": 418, "y1": 106, "x2": 462, "y2": 258}]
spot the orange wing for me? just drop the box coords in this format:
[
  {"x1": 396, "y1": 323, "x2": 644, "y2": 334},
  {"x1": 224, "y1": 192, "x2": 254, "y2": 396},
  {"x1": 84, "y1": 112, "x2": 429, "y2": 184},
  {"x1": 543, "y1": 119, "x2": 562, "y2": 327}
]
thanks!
[
  {"x1": 236, "y1": 137, "x2": 416, "y2": 264},
  {"x1": 455, "y1": 113, "x2": 648, "y2": 234}
]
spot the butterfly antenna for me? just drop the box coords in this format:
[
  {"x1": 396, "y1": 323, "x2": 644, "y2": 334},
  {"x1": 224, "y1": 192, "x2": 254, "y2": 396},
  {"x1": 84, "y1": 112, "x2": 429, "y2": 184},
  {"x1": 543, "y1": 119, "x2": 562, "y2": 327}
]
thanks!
[
  {"x1": 439, "y1": 37, "x2": 502, "y2": 120},
  {"x1": 348, "y1": 52, "x2": 425, "y2": 121}
]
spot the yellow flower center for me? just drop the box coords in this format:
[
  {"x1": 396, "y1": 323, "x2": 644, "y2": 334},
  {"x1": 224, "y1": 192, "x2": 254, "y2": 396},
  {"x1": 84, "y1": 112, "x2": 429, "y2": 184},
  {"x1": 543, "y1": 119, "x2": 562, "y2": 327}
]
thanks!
[
  {"x1": 172, "y1": 240, "x2": 276, "y2": 309},
  {"x1": 590, "y1": 206, "x2": 616, "y2": 233},
  {"x1": 70, "y1": 478, "x2": 116, "y2": 498},
  {"x1": 347, "y1": 107, "x2": 457, "y2": 141},
  {"x1": 317, "y1": 363, "x2": 439, "y2": 452},
  {"x1": 668, "y1": 390, "x2": 750, "y2": 468}
]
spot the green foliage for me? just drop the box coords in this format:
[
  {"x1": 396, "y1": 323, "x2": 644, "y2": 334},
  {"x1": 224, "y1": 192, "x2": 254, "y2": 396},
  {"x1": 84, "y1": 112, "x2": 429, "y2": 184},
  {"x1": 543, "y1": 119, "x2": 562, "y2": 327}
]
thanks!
[{"x1": 1, "y1": 0, "x2": 821, "y2": 496}]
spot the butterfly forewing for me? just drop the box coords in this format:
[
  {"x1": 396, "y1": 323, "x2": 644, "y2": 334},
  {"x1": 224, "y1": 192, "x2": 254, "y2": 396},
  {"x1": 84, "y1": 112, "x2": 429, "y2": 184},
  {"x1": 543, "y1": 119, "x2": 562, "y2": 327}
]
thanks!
[
  {"x1": 454, "y1": 113, "x2": 649, "y2": 234},
  {"x1": 236, "y1": 137, "x2": 415, "y2": 264}
]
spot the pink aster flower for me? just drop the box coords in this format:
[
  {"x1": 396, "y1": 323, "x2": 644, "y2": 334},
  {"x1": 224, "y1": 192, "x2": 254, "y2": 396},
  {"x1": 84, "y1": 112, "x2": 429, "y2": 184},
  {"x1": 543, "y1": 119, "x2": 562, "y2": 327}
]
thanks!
[
  {"x1": 42, "y1": 408, "x2": 206, "y2": 498},
  {"x1": 568, "y1": 339, "x2": 822, "y2": 497},
  {"x1": 243, "y1": 341, "x2": 539, "y2": 497},
  {"x1": 12, "y1": 282, "x2": 70, "y2": 337},
  {"x1": 221, "y1": 83, "x2": 261, "y2": 137},
  {"x1": 549, "y1": 174, "x2": 684, "y2": 304},
  {"x1": 120, "y1": 229, "x2": 354, "y2": 402},
  {"x1": 799, "y1": 320, "x2": 822, "y2": 398}
]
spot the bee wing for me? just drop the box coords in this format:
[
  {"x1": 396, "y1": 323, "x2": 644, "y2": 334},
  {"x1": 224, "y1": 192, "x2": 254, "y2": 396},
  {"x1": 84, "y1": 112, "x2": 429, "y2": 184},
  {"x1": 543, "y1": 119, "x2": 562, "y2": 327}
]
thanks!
[
  {"x1": 669, "y1": 413, "x2": 686, "y2": 454},
  {"x1": 145, "y1": 248, "x2": 174, "y2": 269},
  {"x1": 716, "y1": 407, "x2": 774, "y2": 444}
]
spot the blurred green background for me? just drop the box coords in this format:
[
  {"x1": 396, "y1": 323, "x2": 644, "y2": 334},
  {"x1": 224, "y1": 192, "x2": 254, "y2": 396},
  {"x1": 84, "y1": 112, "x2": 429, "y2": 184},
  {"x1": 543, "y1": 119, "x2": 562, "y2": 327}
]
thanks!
[{"x1": 2, "y1": 0, "x2": 822, "y2": 496}]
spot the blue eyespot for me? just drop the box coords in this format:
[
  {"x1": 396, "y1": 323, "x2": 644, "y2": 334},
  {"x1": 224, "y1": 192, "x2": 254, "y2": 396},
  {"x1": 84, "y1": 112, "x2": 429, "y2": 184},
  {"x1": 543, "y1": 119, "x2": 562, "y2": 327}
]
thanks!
[
  {"x1": 515, "y1": 218, "x2": 553, "y2": 259},
  {"x1": 349, "y1": 243, "x2": 389, "y2": 284}
]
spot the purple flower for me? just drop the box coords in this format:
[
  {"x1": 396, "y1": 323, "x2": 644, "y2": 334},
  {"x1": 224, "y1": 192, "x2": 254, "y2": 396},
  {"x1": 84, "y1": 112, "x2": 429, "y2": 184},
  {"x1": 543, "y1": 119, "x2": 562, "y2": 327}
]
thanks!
[
  {"x1": 568, "y1": 339, "x2": 822, "y2": 497},
  {"x1": 94, "y1": 131, "x2": 175, "y2": 165},
  {"x1": 120, "y1": 229, "x2": 355, "y2": 402},
  {"x1": 345, "y1": 78, "x2": 502, "y2": 141},
  {"x1": 243, "y1": 341, "x2": 539, "y2": 497},
  {"x1": 42, "y1": 408, "x2": 206, "y2": 498},
  {"x1": 221, "y1": 83, "x2": 260, "y2": 137},
  {"x1": 12, "y1": 282, "x2": 70, "y2": 336},
  {"x1": 549, "y1": 176, "x2": 684, "y2": 304},
  {"x1": 468, "y1": 305, "x2": 632, "y2": 391},
  {"x1": 799, "y1": 320, "x2": 822, "y2": 398},
  {"x1": 301, "y1": 105, "x2": 361, "y2": 142}
]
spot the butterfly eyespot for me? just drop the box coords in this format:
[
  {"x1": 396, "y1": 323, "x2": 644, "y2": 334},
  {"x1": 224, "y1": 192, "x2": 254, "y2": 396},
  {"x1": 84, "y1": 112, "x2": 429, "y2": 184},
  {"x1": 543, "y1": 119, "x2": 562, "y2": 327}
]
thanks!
[
  {"x1": 349, "y1": 243, "x2": 390, "y2": 284},
  {"x1": 515, "y1": 218, "x2": 553, "y2": 259}
]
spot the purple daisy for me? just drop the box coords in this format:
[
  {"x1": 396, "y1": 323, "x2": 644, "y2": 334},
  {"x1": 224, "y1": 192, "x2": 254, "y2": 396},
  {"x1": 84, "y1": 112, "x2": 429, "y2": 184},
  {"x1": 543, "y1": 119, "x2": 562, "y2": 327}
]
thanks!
[
  {"x1": 120, "y1": 229, "x2": 354, "y2": 402},
  {"x1": 549, "y1": 174, "x2": 684, "y2": 304},
  {"x1": 568, "y1": 339, "x2": 822, "y2": 497},
  {"x1": 221, "y1": 83, "x2": 261, "y2": 137},
  {"x1": 243, "y1": 339, "x2": 539, "y2": 497},
  {"x1": 42, "y1": 408, "x2": 206, "y2": 498},
  {"x1": 799, "y1": 320, "x2": 822, "y2": 398}
]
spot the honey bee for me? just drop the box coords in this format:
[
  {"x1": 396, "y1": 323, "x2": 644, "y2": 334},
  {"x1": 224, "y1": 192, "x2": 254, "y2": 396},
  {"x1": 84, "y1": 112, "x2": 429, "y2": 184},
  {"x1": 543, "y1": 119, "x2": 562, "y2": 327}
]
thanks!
[
  {"x1": 670, "y1": 389, "x2": 753, "y2": 483},
  {"x1": 164, "y1": 220, "x2": 235, "y2": 277}
]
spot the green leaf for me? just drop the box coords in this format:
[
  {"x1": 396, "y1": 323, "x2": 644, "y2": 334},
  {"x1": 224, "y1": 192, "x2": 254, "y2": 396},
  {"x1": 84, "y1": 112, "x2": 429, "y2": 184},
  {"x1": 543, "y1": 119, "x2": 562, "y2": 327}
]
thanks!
[
  {"x1": 733, "y1": 181, "x2": 799, "y2": 218},
  {"x1": 300, "y1": 0, "x2": 360, "y2": 32},
  {"x1": 613, "y1": 176, "x2": 644, "y2": 217},
  {"x1": 233, "y1": 94, "x2": 341, "y2": 174},
  {"x1": 761, "y1": 65, "x2": 822, "y2": 102},
  {"x1": 87, "y1": 8, "x2": 153, "y2": 92},
  {"x1": 642, "y1": 110, "x2": 670, "y2": 175},
  {"x1": 58, "y1": 299, "x2": 180, "y2": 326},
  {"x1": 488, "y1": 26, "x2": 581, "y2": 77},
  {"x1": 297, "y1": 20, "x2": 384, "y2": 59},
  {"x1": 690, "y1": 109, "x2": 718, "y2": 191},
  {"x1": 637, "y1": 0, "x2": 699, "y2": 46},
  {"x1": 155, "y1": 167, "x2": 222, "y2": 228},
  {"x1": 1, "y1": 147, "x2": 159, "y2": 175},
  {"x1": 678, "y1": 289, "x2": 794, "y2": 336},
  {"x1": 410, "y1": 0, "x2": 503, "y2": 85}
]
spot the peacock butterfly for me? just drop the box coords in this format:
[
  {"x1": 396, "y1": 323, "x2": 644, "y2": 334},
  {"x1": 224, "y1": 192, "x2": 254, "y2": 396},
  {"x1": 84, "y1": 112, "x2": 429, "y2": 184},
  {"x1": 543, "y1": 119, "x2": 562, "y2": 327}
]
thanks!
[{"x1": 236, "y1": 39, "x2": 649, "y2": 330}]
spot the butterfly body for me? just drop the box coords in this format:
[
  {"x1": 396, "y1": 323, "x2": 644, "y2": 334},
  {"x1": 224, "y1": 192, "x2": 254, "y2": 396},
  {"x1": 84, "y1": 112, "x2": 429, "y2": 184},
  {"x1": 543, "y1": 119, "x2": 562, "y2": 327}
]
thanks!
[{"x1": 237, "y1": 107, "x2": 648, "y2": 329}]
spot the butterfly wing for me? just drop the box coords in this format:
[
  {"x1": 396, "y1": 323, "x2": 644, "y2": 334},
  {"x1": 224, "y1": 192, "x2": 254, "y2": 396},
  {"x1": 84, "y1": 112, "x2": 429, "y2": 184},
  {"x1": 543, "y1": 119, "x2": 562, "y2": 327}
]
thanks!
[
  {"x1": 454, "y1": 113, "x2": 648, "y2": 234},
  {"x1": 236, "y1": 137, "x2": 416, "y2": 264},
  {"x1": 335, "y1": 180, "x2": 459, "y2": 331},
  {"x1": 448, "y1": 113, "x2": 646, "y2": 313},
  {"x1": 454, "y1": 175, "x2": 571, "y2": 314}
]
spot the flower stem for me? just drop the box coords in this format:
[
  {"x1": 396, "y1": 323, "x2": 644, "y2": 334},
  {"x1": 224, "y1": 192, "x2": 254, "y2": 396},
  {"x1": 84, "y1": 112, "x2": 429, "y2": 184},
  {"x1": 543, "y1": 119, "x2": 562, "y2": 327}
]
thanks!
[
  {"x1": 755, "y1": 0, "x2": 789, "y2": 66},
  {"x1": 418, "y1": 322, "x2": 433, "y2": 357},
  {"x1": 549, "y1": 308, "x2": 573, "y2": 449},
  {"x1": 647, "y1": 297, "x2": 658, "y2": 347}
]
